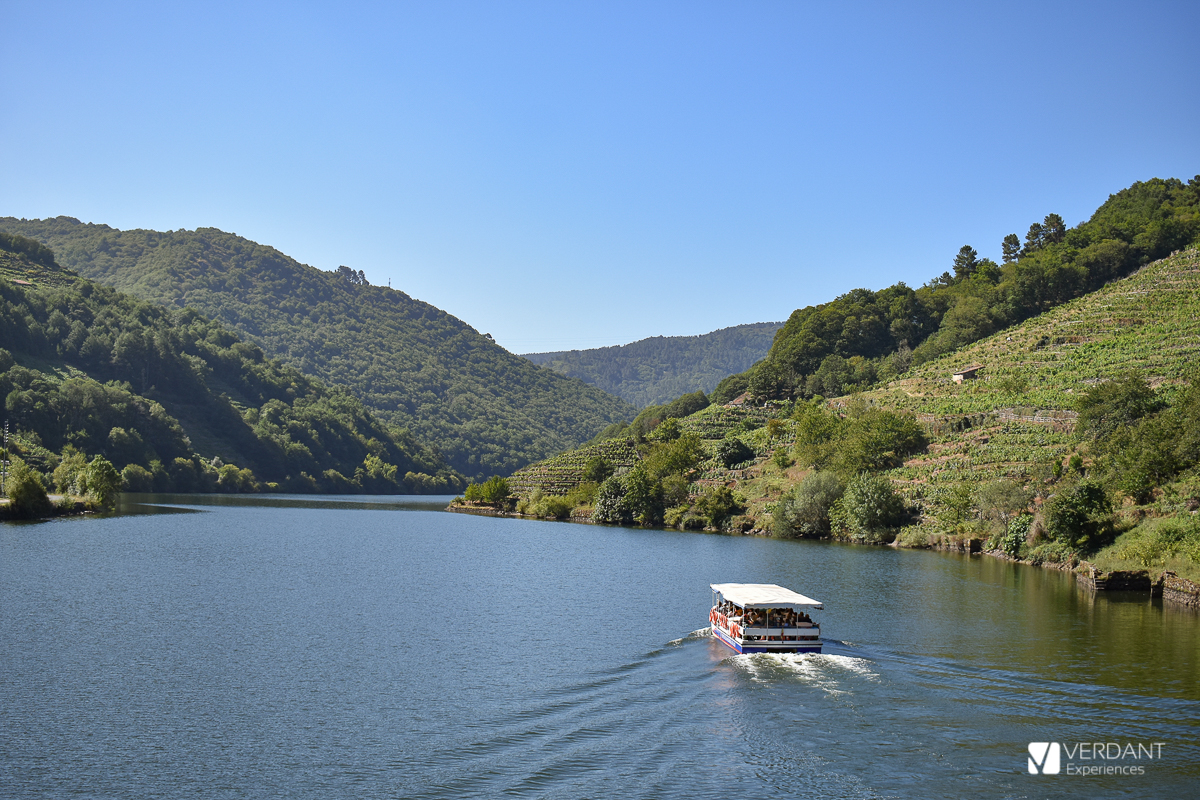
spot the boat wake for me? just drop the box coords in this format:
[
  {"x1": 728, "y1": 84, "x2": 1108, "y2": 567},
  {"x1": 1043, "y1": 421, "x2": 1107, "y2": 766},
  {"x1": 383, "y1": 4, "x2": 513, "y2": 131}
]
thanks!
[
  {"x1": 667, "y1": 627, "x2": 712, "y2": 645},
  {"x1": 729, "y1": 651, "x2": 879, "y2": 693}
]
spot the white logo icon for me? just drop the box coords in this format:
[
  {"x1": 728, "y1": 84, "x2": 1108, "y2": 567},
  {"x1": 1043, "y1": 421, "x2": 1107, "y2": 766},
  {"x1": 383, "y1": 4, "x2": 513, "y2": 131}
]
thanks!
[{"x1": 1028, "y1": 742, "x2": 1061, "y2": 774}]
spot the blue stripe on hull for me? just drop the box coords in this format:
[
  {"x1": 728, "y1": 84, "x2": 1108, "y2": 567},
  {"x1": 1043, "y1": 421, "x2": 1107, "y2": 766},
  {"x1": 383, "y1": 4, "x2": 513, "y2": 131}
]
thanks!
[
  {"x1": 713, "y1": 626, "x2": 743, "y2": 653},
  {"x1": 712, "y1": 626, "x2": 821, "y2": 654}
]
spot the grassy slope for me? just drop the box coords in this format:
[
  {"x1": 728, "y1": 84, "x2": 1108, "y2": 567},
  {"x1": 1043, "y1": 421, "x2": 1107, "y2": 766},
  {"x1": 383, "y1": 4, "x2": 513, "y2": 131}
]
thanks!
[
  {"x1": 522, "y1": 322, "x2": 783, "y2": 408},
  {"x1": 0, "y1": 218, "x2": 635, "y2": 480}
]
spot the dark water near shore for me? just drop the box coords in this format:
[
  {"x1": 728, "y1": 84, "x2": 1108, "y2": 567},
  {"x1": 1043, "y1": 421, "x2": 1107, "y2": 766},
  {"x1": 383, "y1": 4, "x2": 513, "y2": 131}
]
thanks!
[{"x1": 2, "y1": 495, "x2": 1198, "y2": 798}]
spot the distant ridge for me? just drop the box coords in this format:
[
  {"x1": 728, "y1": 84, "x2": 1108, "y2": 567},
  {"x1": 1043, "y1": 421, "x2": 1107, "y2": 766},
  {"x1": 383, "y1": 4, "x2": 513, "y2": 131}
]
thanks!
[
  {"x1": 0, "y1": 217, "x2": 635, "y2": 481},
  {"x1": 523, "y1": 322, "x2": 783, "y2": 408}
]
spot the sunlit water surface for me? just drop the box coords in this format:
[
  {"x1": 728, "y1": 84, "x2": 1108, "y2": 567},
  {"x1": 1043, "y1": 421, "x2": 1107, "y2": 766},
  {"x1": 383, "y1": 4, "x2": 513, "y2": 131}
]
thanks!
[{"x1": 2, "y1": 494, "x2": 1197, "y2": 798}]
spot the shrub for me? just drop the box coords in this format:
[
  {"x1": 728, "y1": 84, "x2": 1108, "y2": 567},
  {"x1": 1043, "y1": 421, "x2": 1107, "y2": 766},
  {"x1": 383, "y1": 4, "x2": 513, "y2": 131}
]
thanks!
[
  {"x1": 1002, "y1": 514, "x2": 1033, "y2": 558},
  {"x1": 1105, "y1": 516, "x2": 1200, "y2": 570},
  {"x1": 773, "y1": 471, "x2": 844, "y2": 538},
  {"x1": 716, "y1": 436, "x2": 754, "y2": 468},
  {"x1": 772, "y1": 447, "x2": 794, "y2": 470},
  {"x1": 5, "y1": 456, "x2": 51, "y2": 518},
  {"x1": 695, "y1": 486, "x2": 745, "y2": 530},
  {"x1": 565, "y1": 481, "x2": 599, "y2": 508},
  {"x1": 830, "y1": 473, "x2": 905, "y2": 542},
  {"x1": 539, "y1": 496, "x2": 572, "y2": 519}
]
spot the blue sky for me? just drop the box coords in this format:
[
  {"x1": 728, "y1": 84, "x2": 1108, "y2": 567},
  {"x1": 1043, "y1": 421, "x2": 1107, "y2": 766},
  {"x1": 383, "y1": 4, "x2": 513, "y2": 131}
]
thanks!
[{"x1": 3, "y1": 1, "x2": 1197, "y2": 353}]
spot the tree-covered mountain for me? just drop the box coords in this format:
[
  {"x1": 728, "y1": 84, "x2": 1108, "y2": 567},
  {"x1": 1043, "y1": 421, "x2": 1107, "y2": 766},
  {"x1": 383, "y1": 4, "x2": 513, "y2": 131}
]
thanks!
[
  {"x1": 0, "y1": 234, "x2": 461, "y2": 493},
  {"x1": 712, "y1": 176, "x2": 1200, "y2": 404},
  {"x1": 0, "y1": 219, "x2": 636, "y2": 481},
  {"x1": 522, "y1": 322, "x2": 782, "y2": 408}
]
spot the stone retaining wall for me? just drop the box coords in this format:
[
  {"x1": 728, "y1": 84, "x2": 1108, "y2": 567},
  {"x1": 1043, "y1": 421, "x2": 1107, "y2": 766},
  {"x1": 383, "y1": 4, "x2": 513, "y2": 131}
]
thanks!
[
  {"x1": 1076, "y1": 565, "x2": 1200, "y2": 608},
  {"x1": 1163, "y1": 571, "x2": 1200, "y2": 608}
]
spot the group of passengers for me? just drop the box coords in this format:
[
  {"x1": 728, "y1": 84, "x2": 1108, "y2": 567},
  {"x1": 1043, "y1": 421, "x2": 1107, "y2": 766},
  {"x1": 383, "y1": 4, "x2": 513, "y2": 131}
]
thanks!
[{"x1": 715, "y1": 601, "x2": 812, "y2": 627}]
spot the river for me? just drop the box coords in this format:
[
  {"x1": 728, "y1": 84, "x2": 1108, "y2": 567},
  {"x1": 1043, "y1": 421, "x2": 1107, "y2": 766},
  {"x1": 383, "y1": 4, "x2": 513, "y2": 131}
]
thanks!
[{"x1": 2, "y1": 495, "x2": 1197, "y2": 798}]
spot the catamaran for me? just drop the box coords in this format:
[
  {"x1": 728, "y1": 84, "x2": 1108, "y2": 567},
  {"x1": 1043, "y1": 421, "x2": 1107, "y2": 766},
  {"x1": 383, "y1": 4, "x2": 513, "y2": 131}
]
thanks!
[{"x1": 709, "y1": 583, "x2": 823, "y2": 654}]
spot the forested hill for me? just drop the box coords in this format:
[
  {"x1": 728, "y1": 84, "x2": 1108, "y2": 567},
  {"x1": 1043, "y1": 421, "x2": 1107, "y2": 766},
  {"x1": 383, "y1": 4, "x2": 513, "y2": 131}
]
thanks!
[
  {"x1": 0, "y1": 234, "x2": 460, "y2": 493},
  {"x1": 711, "y1": 176, "x2": 1200, "y2": 405},
  {"x1": 522, "y1": 322, "x2": 782, "y2": 408},
  {"x1": 0, "y1": 218, "x2": 636, "y2": 480}
]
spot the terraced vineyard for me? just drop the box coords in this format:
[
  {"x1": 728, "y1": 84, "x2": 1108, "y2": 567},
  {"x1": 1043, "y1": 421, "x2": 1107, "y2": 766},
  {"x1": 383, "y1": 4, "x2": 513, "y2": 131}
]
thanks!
[
  {"x1": 506, "y1": 404, "x2": 780, "y2": 498},
  {"x1": 867, "y1": 247, "x2": 1200, "y2": 522},
  {"x1": 0, "y1": 251, "x2": 79, "y2": 289},
  {"x1": 507, "y1": 438, "x2": 641, "y2": 497},
  {"x1": 873, "y1": 248, "x2": 1200, "y2": 418}
]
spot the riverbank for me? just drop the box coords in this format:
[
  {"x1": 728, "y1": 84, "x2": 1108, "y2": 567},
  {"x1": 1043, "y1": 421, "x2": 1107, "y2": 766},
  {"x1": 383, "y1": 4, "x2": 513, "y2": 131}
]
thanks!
[
  {"x1": 0, "y1": 495, "x2": 93, "y2": 522},
  {"x1": 449, "y1": 500, "x2": 1200, "y2": 609}
]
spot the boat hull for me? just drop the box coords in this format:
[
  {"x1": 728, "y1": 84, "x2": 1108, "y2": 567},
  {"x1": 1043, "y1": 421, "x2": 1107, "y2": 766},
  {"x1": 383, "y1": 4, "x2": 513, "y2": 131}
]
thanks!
[{"x1": 712, "y1": 623, "x2": 822, "y2": 654}]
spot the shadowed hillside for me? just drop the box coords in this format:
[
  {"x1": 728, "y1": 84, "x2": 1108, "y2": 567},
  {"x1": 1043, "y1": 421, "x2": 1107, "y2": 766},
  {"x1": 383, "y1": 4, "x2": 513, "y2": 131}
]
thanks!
[
  {"x1": 0, "y1": 218, "x2": 635, "y2": 481},
  {"x1": 523, "y1": 322, "x2": 782, "y2": 408}
]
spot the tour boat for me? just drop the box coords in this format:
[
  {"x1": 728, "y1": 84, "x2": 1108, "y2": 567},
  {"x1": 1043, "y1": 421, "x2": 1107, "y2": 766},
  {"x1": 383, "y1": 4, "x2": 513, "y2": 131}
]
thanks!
[{"x1": 709, "y1": 583, "x2": 823, "y2": 654}]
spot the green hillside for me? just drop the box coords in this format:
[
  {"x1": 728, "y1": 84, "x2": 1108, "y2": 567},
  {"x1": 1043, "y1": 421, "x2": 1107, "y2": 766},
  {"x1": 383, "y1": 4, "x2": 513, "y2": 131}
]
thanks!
[
  {"x1": 714, "y1": 176, "x2": 1200, "y2": 405},
  {"x1": 865, "y1": 247, "x2": 1200, "y2": 511},
  {"x1": 472, "y1": 246, "x2": 1200, "y2": 582},
  {"x1": 522, "y1": 322, "x2": 782, "y2": 408},
  {"x1": 0, "y1": 218, "x2": 635, "y2": 480},
  {"x1": 0, "y1": 234, "x2": 461, "y2": 494}
]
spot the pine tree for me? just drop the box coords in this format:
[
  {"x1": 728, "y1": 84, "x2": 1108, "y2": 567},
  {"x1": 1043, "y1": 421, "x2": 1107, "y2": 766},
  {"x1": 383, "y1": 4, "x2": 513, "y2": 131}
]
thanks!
[
  {"x1": 953, "y1": 245, "x2": 978, "y2": 279},
  {"x1": 1023, "y1": 222, "x2": 1045, "y2": 255},
  {"x1": 1043, "y1": 213, "x2": 1066, "y2": 244},
  {"x1": 1002, "y1": 233, "x2": 1021, "y2": 263}
]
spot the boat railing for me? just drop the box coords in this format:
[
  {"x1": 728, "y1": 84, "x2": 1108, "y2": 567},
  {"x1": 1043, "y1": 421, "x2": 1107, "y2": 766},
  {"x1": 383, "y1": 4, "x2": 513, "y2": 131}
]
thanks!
[{"x1": 742, "y1": 625, "x2": 820, "y2": 642}]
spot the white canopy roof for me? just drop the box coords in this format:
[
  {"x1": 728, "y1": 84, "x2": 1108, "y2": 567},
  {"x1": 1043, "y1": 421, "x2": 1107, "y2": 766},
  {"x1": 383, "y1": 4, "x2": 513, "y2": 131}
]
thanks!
[{"x1": 711, "y1": 583, "x2": 823, "y2": 609}]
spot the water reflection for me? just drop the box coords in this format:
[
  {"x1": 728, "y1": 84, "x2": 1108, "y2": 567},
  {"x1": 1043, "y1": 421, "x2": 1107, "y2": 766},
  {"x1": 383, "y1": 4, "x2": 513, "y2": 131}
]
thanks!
[{"x1": 117, "y1": 492, "x2": 458, "y2": 514}]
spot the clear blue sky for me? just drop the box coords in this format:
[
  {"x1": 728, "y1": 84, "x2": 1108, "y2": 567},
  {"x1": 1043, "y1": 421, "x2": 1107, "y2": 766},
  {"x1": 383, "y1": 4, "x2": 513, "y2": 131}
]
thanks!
[{"x1": 3, "y1": 1, "x2": 1197, "y2": 353}]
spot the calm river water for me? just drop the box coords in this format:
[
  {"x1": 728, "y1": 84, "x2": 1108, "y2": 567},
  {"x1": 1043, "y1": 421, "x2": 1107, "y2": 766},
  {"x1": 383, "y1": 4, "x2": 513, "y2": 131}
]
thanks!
[{"x1": 2, "y1": 495, "x2": 1198, "y2": 798}]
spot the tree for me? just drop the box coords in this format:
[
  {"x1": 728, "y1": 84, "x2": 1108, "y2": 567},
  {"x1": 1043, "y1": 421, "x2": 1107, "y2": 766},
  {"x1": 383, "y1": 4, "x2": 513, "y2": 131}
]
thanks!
[
  {"x1": 748, "y1": 359, "x2": 787, "y2": 400},
  {"x1": 5, "y1": 456, "x2": 51, "y2": 518},
  {"x1": 593, "y1": 475, "x2": 630, "y2": 523},
  {"x1": 953, "y1": 246, "x2": 979, "y2": 280},
  {"x1": 832, "y1": 407, "x2": 927, "y2": 474},
  {"x1": 975, "y1": 479, "x2": 1031, "y2": 530},
  {"x1": 479, "y1": 475, "x2": 510, "y2": 505},
  {"x1": 1042, "y1": 480, "x2": 1113, "y2": 551},
  {"x1": 649, "y1": 417, "x2": 681, "y2": 442},
  {"x1": 79, "y1": 456, "x2": 122, "y2": 509},
  {"x1": 830, "y1": 473, "x2": 906, "y2": 542},
  {"x1": 1042, "y1": 213, "x2": 1066, "y2": 244},
  {"x1": 1075, "y1": 371, "x2": 1160, "y2": 441},
  {"x1": 622, "y1": 467, "x2": 663, "y2": 525},
  {"x1": 1023, "y1": 222, "x2": 1045, "y2": 254},
  {"x1": 1001, "y1": 233, "x2": 1022, "y2": 263}
]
